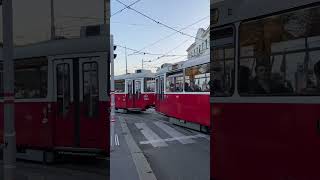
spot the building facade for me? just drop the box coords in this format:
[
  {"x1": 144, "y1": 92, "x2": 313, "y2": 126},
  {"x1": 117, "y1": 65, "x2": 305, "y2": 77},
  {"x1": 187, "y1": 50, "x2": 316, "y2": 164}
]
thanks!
[{"x1": 186, "y1": 27, "x2": 210, "y2": 59}]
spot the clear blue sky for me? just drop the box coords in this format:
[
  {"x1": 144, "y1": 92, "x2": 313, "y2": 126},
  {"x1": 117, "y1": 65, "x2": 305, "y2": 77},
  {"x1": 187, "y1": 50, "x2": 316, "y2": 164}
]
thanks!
[{"x1": 111, "y1": 0, "x2": 210, "y2": 75}]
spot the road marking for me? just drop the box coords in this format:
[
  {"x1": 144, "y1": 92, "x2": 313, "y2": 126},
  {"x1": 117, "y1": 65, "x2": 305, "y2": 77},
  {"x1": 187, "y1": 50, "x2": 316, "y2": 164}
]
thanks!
[
  {"x1": 154, "y1": 121, "x2": 195, "y2": 144},
  {"x1": 135, "y1": 123, "x2": 168, "y2": 147},
  {"x1": 139, "y1": 134, "x2": 207, "y2": 145},
  {"x1": 115, "y1": 134, "x2": 120, "y2": 146},
  {"x1": 119, "y1": 117, "x2": 158, "y2": 180}
]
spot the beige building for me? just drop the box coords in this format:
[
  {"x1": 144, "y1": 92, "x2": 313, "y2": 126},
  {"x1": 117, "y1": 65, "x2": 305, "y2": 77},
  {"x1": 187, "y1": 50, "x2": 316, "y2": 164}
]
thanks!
[{"x1": 186, "y1": 27, "x2": 210, "y2": 59}]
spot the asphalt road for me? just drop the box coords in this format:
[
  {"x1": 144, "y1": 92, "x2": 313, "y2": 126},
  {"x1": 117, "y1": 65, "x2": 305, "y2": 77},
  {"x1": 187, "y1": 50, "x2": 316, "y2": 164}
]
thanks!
[
  {"x1": 0, "y1": 152, "x2": 109, "y2": 180},
  {"x1": 117, "y1": 109, "x2": 210, "y2": 180}
]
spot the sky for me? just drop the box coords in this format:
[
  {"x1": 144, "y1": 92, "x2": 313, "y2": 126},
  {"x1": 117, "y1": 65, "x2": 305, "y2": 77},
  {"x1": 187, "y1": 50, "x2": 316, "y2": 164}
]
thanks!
[{"x1": 111, "y1": 0, "x2": 210, "y2": 75}]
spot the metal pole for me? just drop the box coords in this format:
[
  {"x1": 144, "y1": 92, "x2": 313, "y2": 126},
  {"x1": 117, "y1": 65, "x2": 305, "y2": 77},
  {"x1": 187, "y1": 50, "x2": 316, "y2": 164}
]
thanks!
[
  {"x1": 50, "y1": 0, "x2": 55, "y2": 40},
  {"x1": 142, "y1": 59, "x2": 143, "y2": 69},
  {"x1": 125, "y1": 46, "x2": 128, "y2": 74},
  {"x1": 110, "y1": 35, "x2": 115, "y2": 151},
  {"x1": 103, "y1": 0, "x2": 108, "y2": 36},
  {"x1": 2, "y1": 0, "x2": 16, "y2": 179}
]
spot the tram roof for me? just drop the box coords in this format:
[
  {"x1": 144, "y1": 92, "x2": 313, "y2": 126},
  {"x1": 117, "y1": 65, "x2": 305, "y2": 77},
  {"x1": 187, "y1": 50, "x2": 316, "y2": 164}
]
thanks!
[
  {"x1": 115, "y1": 70, "x2": 155, "y2": 80},
  {"x1": 182, "y1": 54, "x2": 209, "y2": 69},
  {"x1": 211, "y1": 0, "x2": 319, "y2": 27},
  {"x1": 156, "y1": 55, "x2": 209, "y2": 75},
  {"x1": 0, "y1": 35, "x2": 108, "y2": 60}
]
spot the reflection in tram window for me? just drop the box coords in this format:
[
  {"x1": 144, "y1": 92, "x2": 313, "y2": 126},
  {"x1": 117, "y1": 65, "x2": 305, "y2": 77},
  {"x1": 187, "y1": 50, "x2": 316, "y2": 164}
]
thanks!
[
  {"x1": 115, "y1": 79, "x2": 125, "y2": 93},
  {"x1": 239, "y1": 6, "x2": 320, "y2": 96},
  {"x1": 135, "y1": 80, "x2": 142, "y2": 95},
  {"x1": 185, "y1": 63, "x2": 210, "y2": 92},
  {"x1": 57, "y1": 63, "x2": 70, "y2": 116},
  {"x1": 83, "y1": 62, "x2": 99, "y2": 118},
  {"x1": 166, "y1": 71, "x2": 183, "y2": 92},
  {"x1": 211, "y1": 46, "x2": 235, "y2": 96},
  {"x1": 15, "y1": 58, "x2": 48, "y2": 99},
  {"x1": 144, "y1": 78, "x2": 155, "y2": 92}
]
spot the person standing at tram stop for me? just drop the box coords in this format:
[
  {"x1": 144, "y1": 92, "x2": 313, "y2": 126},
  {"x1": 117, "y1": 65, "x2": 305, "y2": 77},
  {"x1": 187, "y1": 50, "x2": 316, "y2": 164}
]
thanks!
[{"x1": 249, "y1": 63, "x2": 290, "y2": 94}]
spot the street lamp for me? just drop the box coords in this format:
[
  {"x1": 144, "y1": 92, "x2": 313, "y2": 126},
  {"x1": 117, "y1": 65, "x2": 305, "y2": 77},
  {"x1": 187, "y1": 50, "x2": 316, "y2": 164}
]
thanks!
[{"x1": 1, "y1": 0, "x2": 17, "y2": 180}]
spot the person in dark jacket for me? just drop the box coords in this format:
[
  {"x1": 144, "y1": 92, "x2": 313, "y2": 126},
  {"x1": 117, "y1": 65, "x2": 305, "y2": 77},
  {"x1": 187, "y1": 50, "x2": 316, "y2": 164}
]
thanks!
[{"x1": 249, "y1": 64, "x2": 290, "y2": 94}]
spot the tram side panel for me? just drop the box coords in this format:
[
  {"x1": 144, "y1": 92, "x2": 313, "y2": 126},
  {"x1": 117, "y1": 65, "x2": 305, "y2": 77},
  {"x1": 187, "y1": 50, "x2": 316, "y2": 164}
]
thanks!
[
  {"x1": 0, "y1": 102, "x2": 54, "y2": 149},
  {"x1": 161, "y1": 93, "x2": 210, "y2": 127},
  {"x1": 115, "y1": 93, "x2": 127, "y2": 109}
]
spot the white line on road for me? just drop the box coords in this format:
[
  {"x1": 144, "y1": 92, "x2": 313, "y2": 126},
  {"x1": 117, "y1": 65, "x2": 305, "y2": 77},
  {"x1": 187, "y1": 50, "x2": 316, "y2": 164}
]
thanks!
[
  {"x1": 135, "y1": 123, "x2": 168, "y2": 147},
  {"x1": 115, "y1": 134, "x2": 120, "y2": 146},
  {"x1": 139, "y1": 134, "x2": 207, "y2": 145},
  {"x1": 154, "y1": 121, "x2": 195, "y2": 144}
]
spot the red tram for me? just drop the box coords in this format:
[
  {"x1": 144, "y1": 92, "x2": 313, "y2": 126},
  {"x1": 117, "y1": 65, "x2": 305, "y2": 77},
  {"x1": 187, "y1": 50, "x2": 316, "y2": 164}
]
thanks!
[
  {"x1": 0, "y1": 36, "x2": 109, "y2": 161},
  {"x1": 155, "y1": 55, "x2": 210, "y2": 132},
  {"x1": 114, "y1": 69, "x2": 155, "y2": 112},
  {"x1": 211, "y1": 0, "x2": 320, "y2": 179}
]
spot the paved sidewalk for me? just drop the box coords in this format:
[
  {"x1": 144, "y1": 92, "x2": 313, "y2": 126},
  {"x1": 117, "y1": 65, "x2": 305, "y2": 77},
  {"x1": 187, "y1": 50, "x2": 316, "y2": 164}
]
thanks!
[{"x1": 110, "y1": 114, "x2": 140, "y2": 180}]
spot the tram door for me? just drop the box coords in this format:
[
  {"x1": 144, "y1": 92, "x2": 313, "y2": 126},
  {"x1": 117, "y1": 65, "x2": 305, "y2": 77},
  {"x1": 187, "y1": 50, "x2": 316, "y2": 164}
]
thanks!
[
  {"x1": 155, "y1": 77, "x2": 160, "y2": 111},
  {"x1": 127, "y1": 80, "x2": 134, "y2": 108},
  {"x1": 54, "y1": 59, "x2": 75, "y2": 147},
  {"x1": 159, "y1": 76, "x2": 165, "y2": 112},
  {"x1": 134, "y1": 79, "x2": 142, "y2": 108},
  {"x1": 54, "y1": 57, "x2": 102, "y2": 148}
]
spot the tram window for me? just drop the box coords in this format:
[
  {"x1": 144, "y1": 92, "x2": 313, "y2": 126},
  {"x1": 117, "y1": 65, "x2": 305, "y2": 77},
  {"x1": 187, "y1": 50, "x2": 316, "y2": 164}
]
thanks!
[
  {"x1": 166, "y1": 72, "x2": 183, "y2": 92},
  {"x1": 127, "y1": 80, "x2": 133, "y2": 96},
  {"x1": 211, "y1": 46, "x2": 235, "y2": 96},
  {"x1": 239, "y1": 5, "x2": 320, "y2": 96},
  {"x1": 115, "y1": 80, "x2": 125, "y2": 93},
  {"x1": 144, "y1": 78, "x2": 155, "y2": 92},
  {"x1": 135, "y1": 81, "x2": 142, "y2": 94},
  {"x1": 57, "y1": 63, "x2": 70, "y2": 116},
  {"x1": 83, "y1": 62, "x2": 99, "y2": 118},
  {"x1": 15, "y1": 58, "x2": 48, "y2": 99},
  {"x1": 185, "y1": 63, "x2": 210, "y2": 92}
]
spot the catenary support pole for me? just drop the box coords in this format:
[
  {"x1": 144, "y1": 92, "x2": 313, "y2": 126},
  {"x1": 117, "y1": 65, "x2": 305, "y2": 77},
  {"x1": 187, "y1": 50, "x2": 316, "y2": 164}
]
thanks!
[{"x1": 2, "y1": 0, "x2": 16, "y2": 179}]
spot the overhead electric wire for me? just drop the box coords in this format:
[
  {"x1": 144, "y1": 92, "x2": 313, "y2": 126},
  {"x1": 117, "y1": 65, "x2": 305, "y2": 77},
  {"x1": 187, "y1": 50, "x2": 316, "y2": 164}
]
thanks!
[
  {"x1": 111, "y1": 0, "x2": 142, "y2": 17},
  {"x1": 115, "y1": 44, "x2": 187, "y2": 57},
  {"x1": 150, "y1": 38, "x2": 191, "y2": 62},
  {"x1": 128, "y1": 15, "x2": 209, "y2": 56},
  {"x1": 115, "y1": 0, "x2": 205, "y2": 42}
]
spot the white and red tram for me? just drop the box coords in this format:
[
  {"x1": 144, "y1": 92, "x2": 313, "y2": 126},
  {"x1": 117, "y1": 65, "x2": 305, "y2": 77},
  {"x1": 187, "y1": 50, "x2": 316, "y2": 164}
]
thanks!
[
  {"x1": 0, "y1": 36, "x2": 109, "y2": 160},
  {"x1": 114, "y1": 69, "x2": 155, "y2": 112},
  {"x1": 211, "y1": 0, "x2": 320, "y2": 179},
  {"x1": 155, "y1": 55, "x2": 210, "y2": 132}
]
